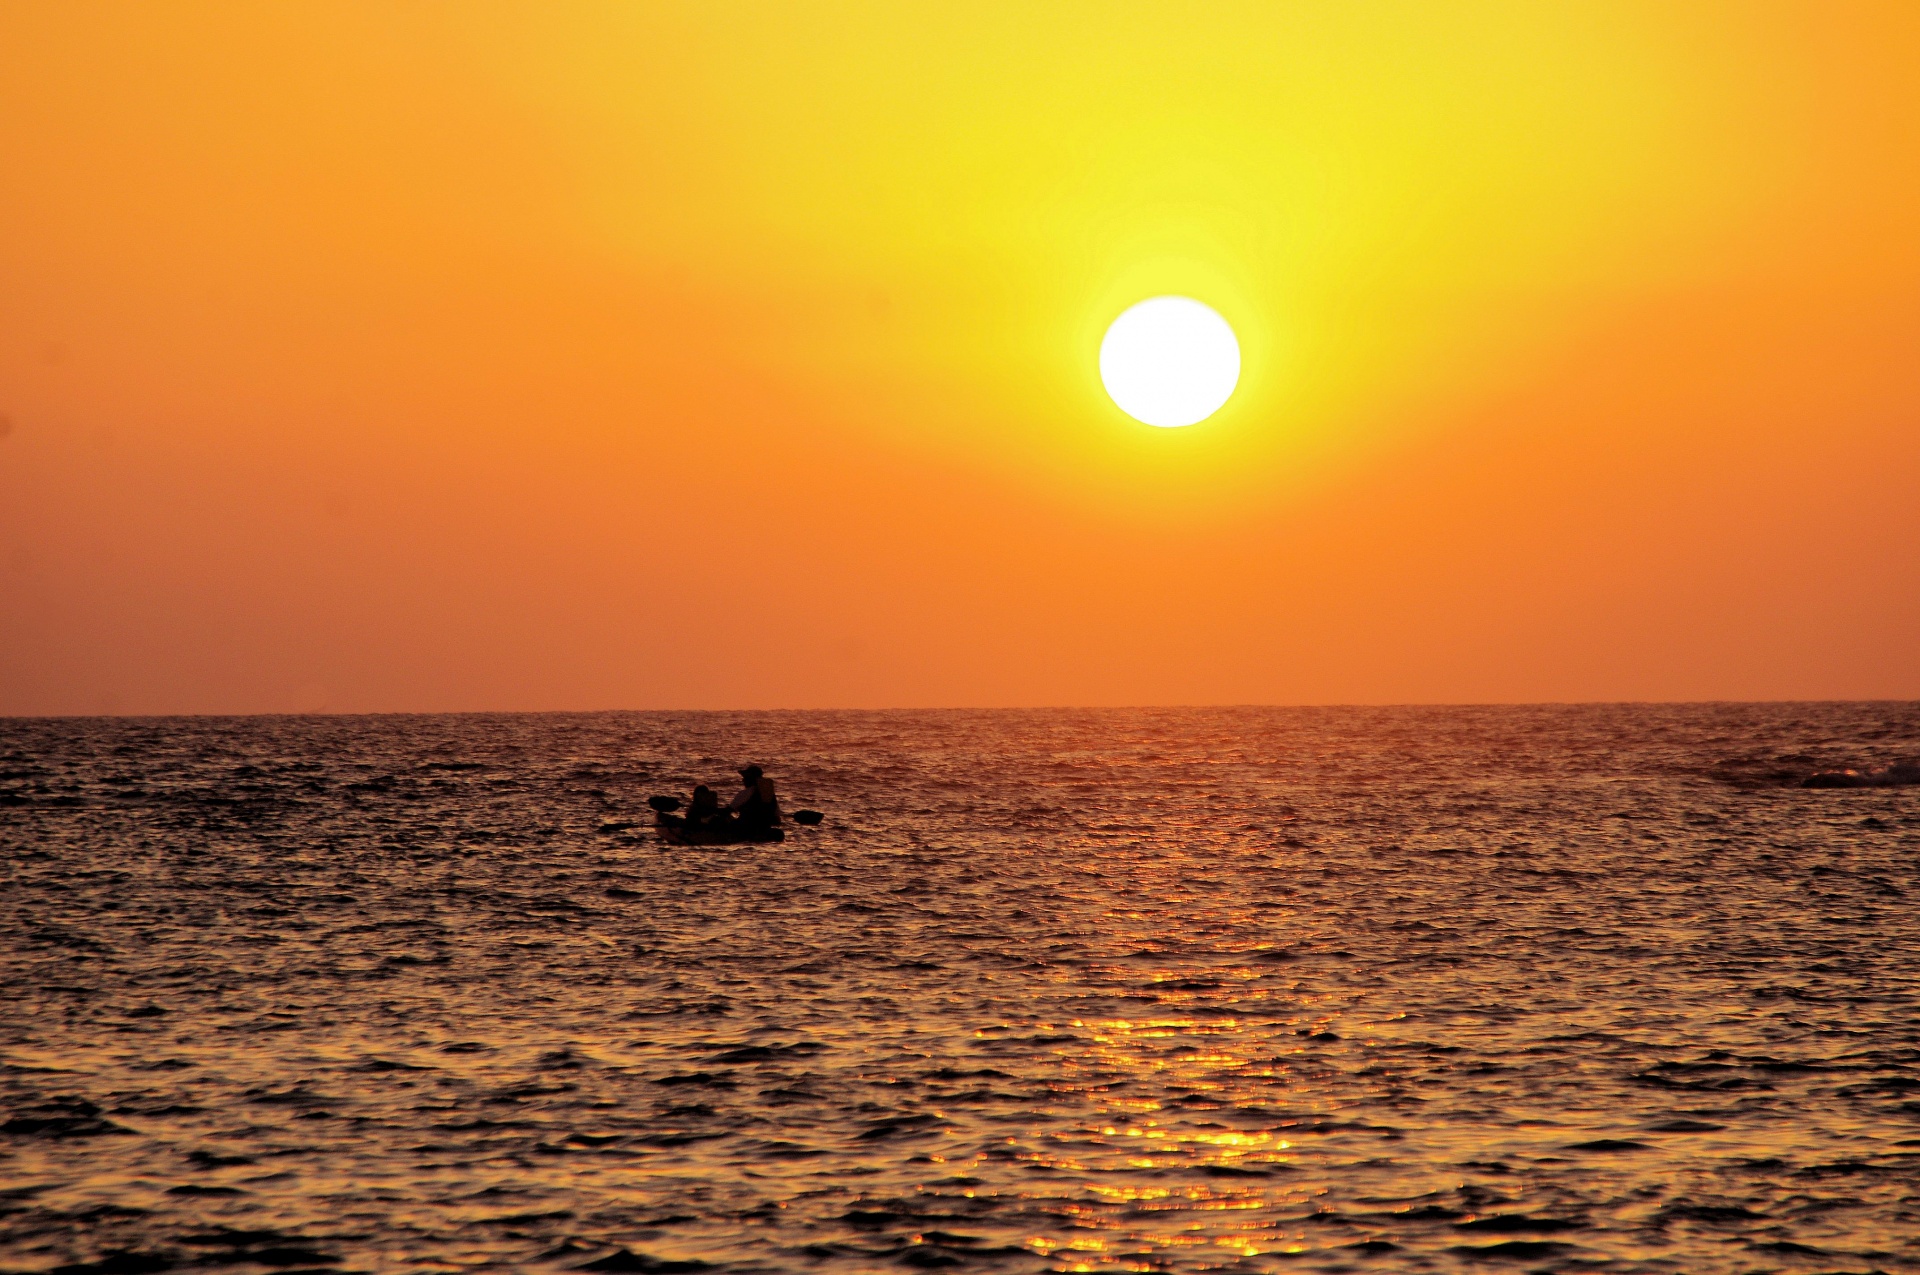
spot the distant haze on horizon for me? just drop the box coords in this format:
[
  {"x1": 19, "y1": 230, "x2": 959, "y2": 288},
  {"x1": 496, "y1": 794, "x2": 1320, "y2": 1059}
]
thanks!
[{"x1": 2, "y1": 3, "x2": 1916, "y2": 716}]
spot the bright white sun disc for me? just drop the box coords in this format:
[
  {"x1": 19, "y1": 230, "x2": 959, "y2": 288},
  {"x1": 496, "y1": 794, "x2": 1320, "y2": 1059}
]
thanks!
[{"x1": 1099, "y1": 296, "x2": 1240, "y2": 428}]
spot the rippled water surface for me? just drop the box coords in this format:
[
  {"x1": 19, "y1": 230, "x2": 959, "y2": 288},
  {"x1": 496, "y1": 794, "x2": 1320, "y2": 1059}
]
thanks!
[{"x1": 4, "y1": 705, "x2": 1920, "y2": 1274}]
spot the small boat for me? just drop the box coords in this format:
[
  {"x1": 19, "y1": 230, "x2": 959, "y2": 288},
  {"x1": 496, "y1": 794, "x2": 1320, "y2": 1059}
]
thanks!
[
  {"x1": 646, "y1": 793, "x2": 820, "y2": 846},
  {"x1": 655, "y1": 813, "x2": 786, "y2": 846}
]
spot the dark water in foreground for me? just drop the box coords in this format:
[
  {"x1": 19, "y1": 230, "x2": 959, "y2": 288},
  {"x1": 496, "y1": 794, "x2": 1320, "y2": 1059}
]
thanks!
[{"x1": 3, "y1": 705, "x2": 1919, "y2": 1275}]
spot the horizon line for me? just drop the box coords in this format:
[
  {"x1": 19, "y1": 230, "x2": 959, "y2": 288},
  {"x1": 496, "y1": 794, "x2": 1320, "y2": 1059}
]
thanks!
[{"x1": 5, "y1": 696, "x2": 1917, "y2": 723}]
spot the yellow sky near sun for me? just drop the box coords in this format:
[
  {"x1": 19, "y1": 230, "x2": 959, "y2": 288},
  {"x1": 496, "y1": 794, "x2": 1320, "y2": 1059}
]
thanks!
[
  {"x1": 490, "y1": 4, "x2": 1782, "y2": 490},
  {"x1": 0, "y1": 2, "x2": 1916, "y2": 711}
]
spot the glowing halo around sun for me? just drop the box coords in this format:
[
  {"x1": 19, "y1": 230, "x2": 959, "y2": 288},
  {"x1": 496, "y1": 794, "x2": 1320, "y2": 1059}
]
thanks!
[{"x1": 1098, "y1": 296, "x2": 1241, "y2": 428}]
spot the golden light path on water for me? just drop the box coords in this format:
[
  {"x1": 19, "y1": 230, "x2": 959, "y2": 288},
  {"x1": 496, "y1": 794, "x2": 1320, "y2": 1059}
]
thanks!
[{"x1": 2, "y1": 705, "x2": 1918, "y2": 1273}]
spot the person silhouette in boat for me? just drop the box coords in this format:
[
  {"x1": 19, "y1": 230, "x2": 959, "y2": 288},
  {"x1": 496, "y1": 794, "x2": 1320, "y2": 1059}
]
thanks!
[
  {"x1": 685, "y1": 784, "x2": 724, "y2": 830},
  {"x1": 728, "y1": 765, "x2": 781, "y2": 832}
]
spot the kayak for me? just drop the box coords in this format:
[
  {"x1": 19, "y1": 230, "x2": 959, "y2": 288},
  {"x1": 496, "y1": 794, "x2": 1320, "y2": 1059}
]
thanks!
[
  {"x1": 646, "y1": 793, "x2": 819, "y2": 845},
  {"x1": 655, "y1": 813, "x2": 785, "y2": 846}
]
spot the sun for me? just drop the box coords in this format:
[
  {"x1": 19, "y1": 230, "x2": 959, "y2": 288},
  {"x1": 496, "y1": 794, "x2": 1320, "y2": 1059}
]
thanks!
[{"x1": 1099, "y1": 296, "x2": 1240, "y2": 428}]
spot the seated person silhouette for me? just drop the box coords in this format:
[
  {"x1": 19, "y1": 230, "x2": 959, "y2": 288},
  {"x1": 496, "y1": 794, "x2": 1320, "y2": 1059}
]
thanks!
[
  {"x1": 686, "y1": 784, "x2": 724, "y2": 829},
  {"x1": 729, "y1": 765, "x2": 781, "y2": 832}
]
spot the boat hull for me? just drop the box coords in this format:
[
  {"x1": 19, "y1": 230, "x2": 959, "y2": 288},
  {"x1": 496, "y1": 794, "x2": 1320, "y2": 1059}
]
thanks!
[{"x1": 655, "y1": 815, "x2": 785, "y2": 846}]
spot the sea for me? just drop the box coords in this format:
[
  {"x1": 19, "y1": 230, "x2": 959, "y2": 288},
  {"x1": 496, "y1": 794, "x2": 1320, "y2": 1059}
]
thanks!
[{"x1": 2, "y1": 704, "x2": 1918, "y2": 1275}]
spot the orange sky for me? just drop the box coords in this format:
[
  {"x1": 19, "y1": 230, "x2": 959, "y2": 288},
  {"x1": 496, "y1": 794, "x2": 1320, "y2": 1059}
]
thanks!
[{"x1": 2, "y1": 2, "x2": 1916, "y2": 714}]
